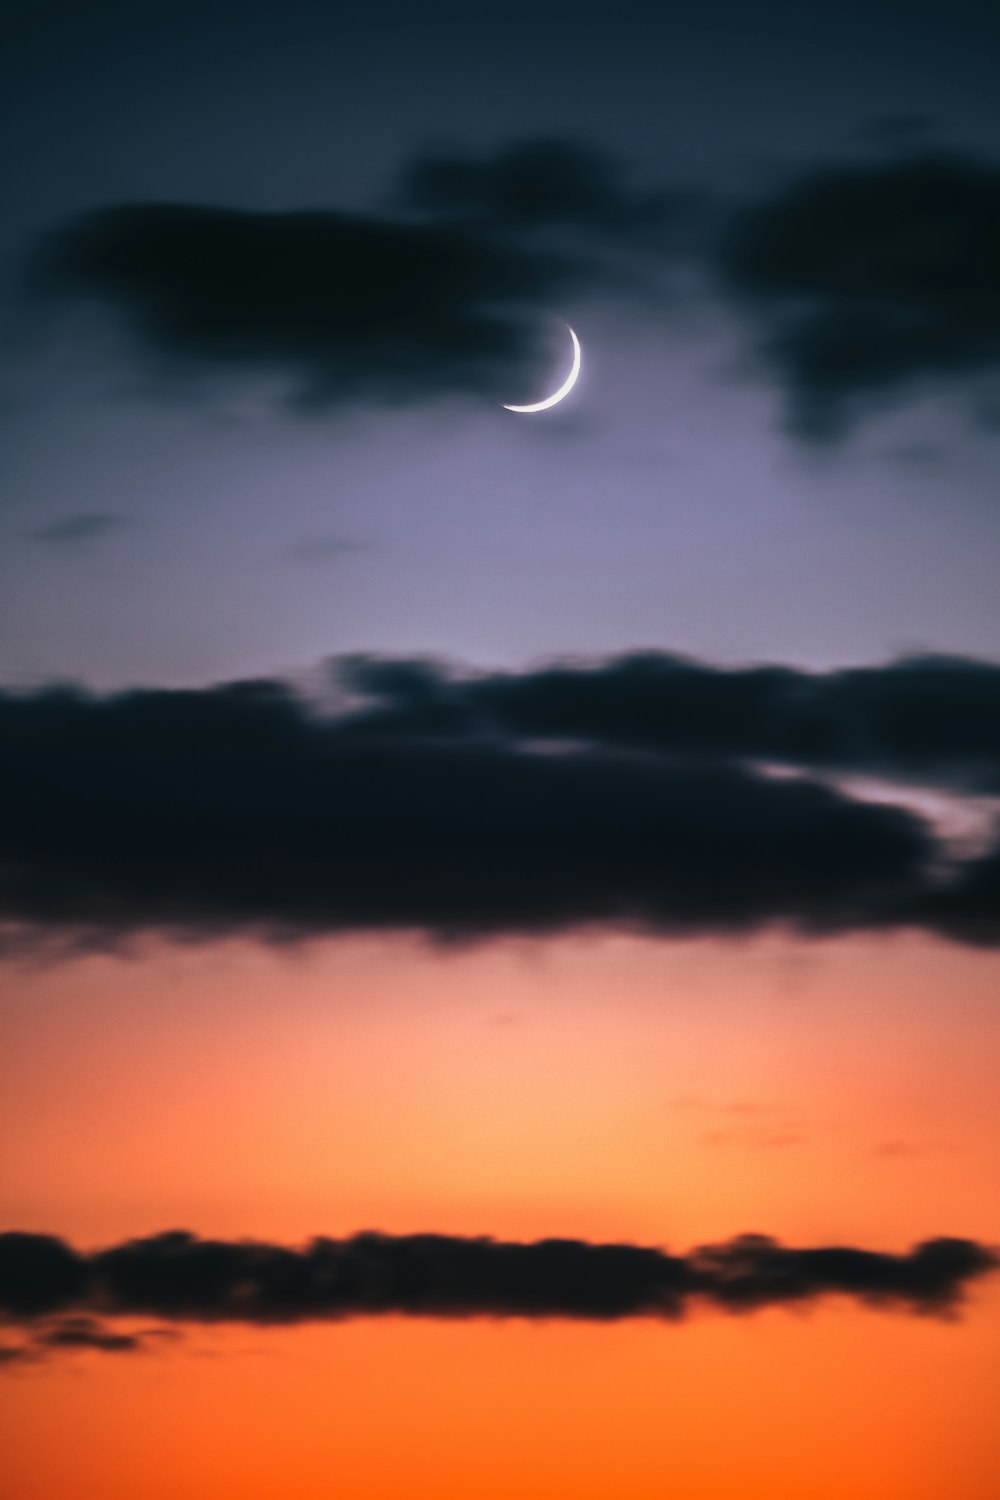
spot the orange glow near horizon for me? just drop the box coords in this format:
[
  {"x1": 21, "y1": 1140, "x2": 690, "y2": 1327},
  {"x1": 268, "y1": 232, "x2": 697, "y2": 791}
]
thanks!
[
  {"x1": 3, "y1": 930, "x2": 1000, "y2": 1497},
  {"x1": 3, "y1": 1290, "x2": 1000, "y2": 1499},
  {"x1": 3, "y1": 932, "x2": 1000, "y2": 1246}
]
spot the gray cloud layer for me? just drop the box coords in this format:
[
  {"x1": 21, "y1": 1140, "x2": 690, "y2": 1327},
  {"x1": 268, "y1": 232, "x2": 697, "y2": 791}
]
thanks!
[
  {"x1": 27, "y1": 198, "x2": 579, "y2": 411},
  {"x1": 24, "y1": 138, "x2": 1000, "y2": 436},
  {"x1": 4, "y1": 651, "x2": 1000, "y2": 952},
  {"x1": 0, "y1": 1228, "x2": 993, "y2": 1364},
  {"x1": 333, "y1": 649, "x2": 1000, "y2": 793},
  {"x1": 719, "y1": 149, "x2": 1000, "y2": 440}
]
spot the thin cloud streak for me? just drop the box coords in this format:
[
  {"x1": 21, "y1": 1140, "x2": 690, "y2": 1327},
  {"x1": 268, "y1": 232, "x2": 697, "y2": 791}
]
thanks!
[
  {"x1": 0, "y1": 1229, "x2": 993, "y2": 1364},
  {"x1": 27, "y1": 512, "x2": 125, "y2": 546}
]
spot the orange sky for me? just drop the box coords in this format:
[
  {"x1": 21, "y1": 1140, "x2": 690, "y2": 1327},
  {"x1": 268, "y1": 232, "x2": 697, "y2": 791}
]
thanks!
[{"x1": 2, "y1": 930, "x2": 999, "y2": 1498}]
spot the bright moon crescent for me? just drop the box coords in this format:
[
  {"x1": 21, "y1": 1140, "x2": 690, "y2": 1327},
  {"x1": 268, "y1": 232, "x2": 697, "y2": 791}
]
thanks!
[{"x1": 502, "y1": 324, "x2": 581, "y2": 413}]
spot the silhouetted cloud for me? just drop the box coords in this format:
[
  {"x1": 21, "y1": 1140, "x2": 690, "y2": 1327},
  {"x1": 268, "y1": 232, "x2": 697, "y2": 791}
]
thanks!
[
  {"x1": 717, "y1": 150, "x2": 1000, "y2": 440},
  {"x1": 0, "y1": 1230, "x2": 993, "y2": 1361},
  {"x1": 0, "y1": 1313, "x2": 169, "y2": 1365},
  {"x1": 912, "y1": 840, "x2": 1000, "y2": 947},
  {"x1": 27, "y1": 512, "x2": 125, "y2": 546},
  {"x1": 23, "y1": 136, "x2": 710, "y2": 413},
  {"x1": 36, "y1": 1315, "x2": 144, "y2": 1351},
  {"x1": 334, "y1": 650, "x2": 1000, "y2": 794},
  {"x1": 23, "y1": 138, "x2": 1000, "y2": 434},
  {"x1": 5, "y1": 652, "x2": 1000, "y2": 950},
  {"x1": 397, "y1": 137, "x2": 706, "y2": 242},
  {"x1": 28, "y1": 201, "x2": 579, "y2": 410},
  {"x1": 0, "y1": 667, "x2": 948, "y2": 950}
]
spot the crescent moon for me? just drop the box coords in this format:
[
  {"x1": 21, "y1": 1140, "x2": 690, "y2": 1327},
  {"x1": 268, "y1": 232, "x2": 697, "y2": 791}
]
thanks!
[{"x1": 502, "y1": 324, "x2": 581, "y2": 413}]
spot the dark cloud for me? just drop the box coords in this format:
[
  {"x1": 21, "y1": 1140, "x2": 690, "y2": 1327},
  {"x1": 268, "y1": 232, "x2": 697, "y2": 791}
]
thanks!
[
  {"x1": 27, "y1": 512, "x2": 125, "y2": 546},
  {"x1": 858, "y1": 114, "x2": 938, "y2": 148},
  {"x1": 397, "y1": 137, "x2": 705, "y2": 242},
  {"x1": 5, "y1": 650, "x2": 1000, "y2": 950},
  {"x1": 0, "y1": 1314, "x2": 168, "y2": 1365},
  {"x1": 27, "y1": 201, "x2": 579, "y2": 410},
  {"x1": 0, "y1": 1228, "x2": 88, "y2": 1315},
  {"x1": 335, "y1": 650, "x2": 1000, "y2": 794},
  {"x1": 23, "y1": 137, "x2": 711, "y2": 413},
  {"x1": 0, "y1": 1230, "x2": 992, "y2": 1357},
  {"x1": 22, "y1": 139, "x2": 1000, "y2": 435},
  {"x1": 911, "y1": 840, "x2": 1000, "y2": 947},
  {"x1": 35, "y1": 1315, "x2": 146, "y2": 1353},
  {"x1": 717, "y1": 150, "x2": 1000, "y2": 440},
  {"x1": 0, "y1": 667, "x2": 952, "y2": 951}
]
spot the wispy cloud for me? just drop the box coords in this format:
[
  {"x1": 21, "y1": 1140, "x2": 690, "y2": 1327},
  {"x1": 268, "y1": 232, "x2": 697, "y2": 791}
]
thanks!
[
  {"x1": 27, "y1": 512, "x2": 125, "y2": 547},
  {"x1": 285, "y1": 535, "x2": 374, "y2": 564},
  {"x1": 0, "y1": 1315, "x2": 175, "y2": 1366}
]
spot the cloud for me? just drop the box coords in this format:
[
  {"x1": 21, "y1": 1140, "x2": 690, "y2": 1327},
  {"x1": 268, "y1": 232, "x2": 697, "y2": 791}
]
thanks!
[
  {"x1": 912, "y1": 839, "x2": 1000, "y2": 947},
  {"x1": 717, "y1": 149, "x2": 1000, "y2": 440},
  {"x1": 35, "y1": 1314, "x2": 145, "y2": 1352},
  {"x1": 0, "y1": 1314, "x2": 170, "y2": 1365},
  {"x1": 23, "y1": 137, "x2": 711, "y2": 413},
  {"x1": 396, "y1": 137, "x2": 706, "y2": 242},
  {"x1": 285, "y1": 535, "x2": 373, "y2": 564},
  {"x1": 0, "y1": 666, "x2": 952, "y2": 951},
  {"x1": 6, "y1": 650, "x2": 1000, "y2": 950},
  {"x1": 0, "y1": 1230, "x2": 992, "y2": 1359},
  {"x1": 27, "y1": 200, "x2": 579, "y2": 410},
  {"x1": 334, "y1": 650, "x2": 1000, "y2": 794},
  {"x1": 22, "y1": 137, "x2": 1000, "y2": 435},
  {"x1": 27, "y1": 512, "x2": 125, "y2": 546}
]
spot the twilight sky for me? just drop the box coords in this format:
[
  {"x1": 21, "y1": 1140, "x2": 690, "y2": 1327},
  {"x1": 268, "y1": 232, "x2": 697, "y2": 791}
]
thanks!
[{"x1": 2, "y1": 2, "x2": 1000, "y2": 1497}]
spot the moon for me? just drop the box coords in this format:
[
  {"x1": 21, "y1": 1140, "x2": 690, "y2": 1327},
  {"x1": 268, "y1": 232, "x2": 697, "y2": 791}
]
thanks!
[{"x1": 502, "y1": 324, "x2": 581, "y2": 413}]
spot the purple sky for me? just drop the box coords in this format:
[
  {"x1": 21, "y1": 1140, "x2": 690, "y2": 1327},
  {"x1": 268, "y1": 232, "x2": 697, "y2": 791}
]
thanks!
[{"x1": 2, "y1": 0, "x2": 1000, "y2": 688}]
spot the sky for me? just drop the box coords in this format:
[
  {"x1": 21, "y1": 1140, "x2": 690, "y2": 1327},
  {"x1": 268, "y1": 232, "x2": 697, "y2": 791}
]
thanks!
[{"x1": 2, "y1": 1, "x2": 1000, "y2": 1496}]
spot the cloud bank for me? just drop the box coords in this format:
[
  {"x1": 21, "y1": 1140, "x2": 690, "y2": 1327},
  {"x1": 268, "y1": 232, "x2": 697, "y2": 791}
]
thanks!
[
  {"x1": 4, "y1": 650, "x2": 1000, "y2": 952},
  {"x1": 396, "y1": 136, "x2": 705, "y2": 241},
  {"x1": 29, "y1": 201, "x2": 576, "y2": 410},
  {"x1": 334, "y1": 650, "x2": 1000, "y2": 793},
  {"x1": 25, "y1": 137, "x2": 1000, "y2": 435},
  {"x1": 0, "y1": 1229, "x2": 993, "y2": 1362},
  {"x1": 719, "y1": 149, "x2": 1000, "y2": 439},
  {"x1": 25, "y1": 138, "x2": 700, "y2": 412}
]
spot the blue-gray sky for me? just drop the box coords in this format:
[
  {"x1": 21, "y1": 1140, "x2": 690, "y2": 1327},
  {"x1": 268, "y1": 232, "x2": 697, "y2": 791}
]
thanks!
[{"x1": 3, "y1": 0, "x2": 1000, "y2": 688}]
